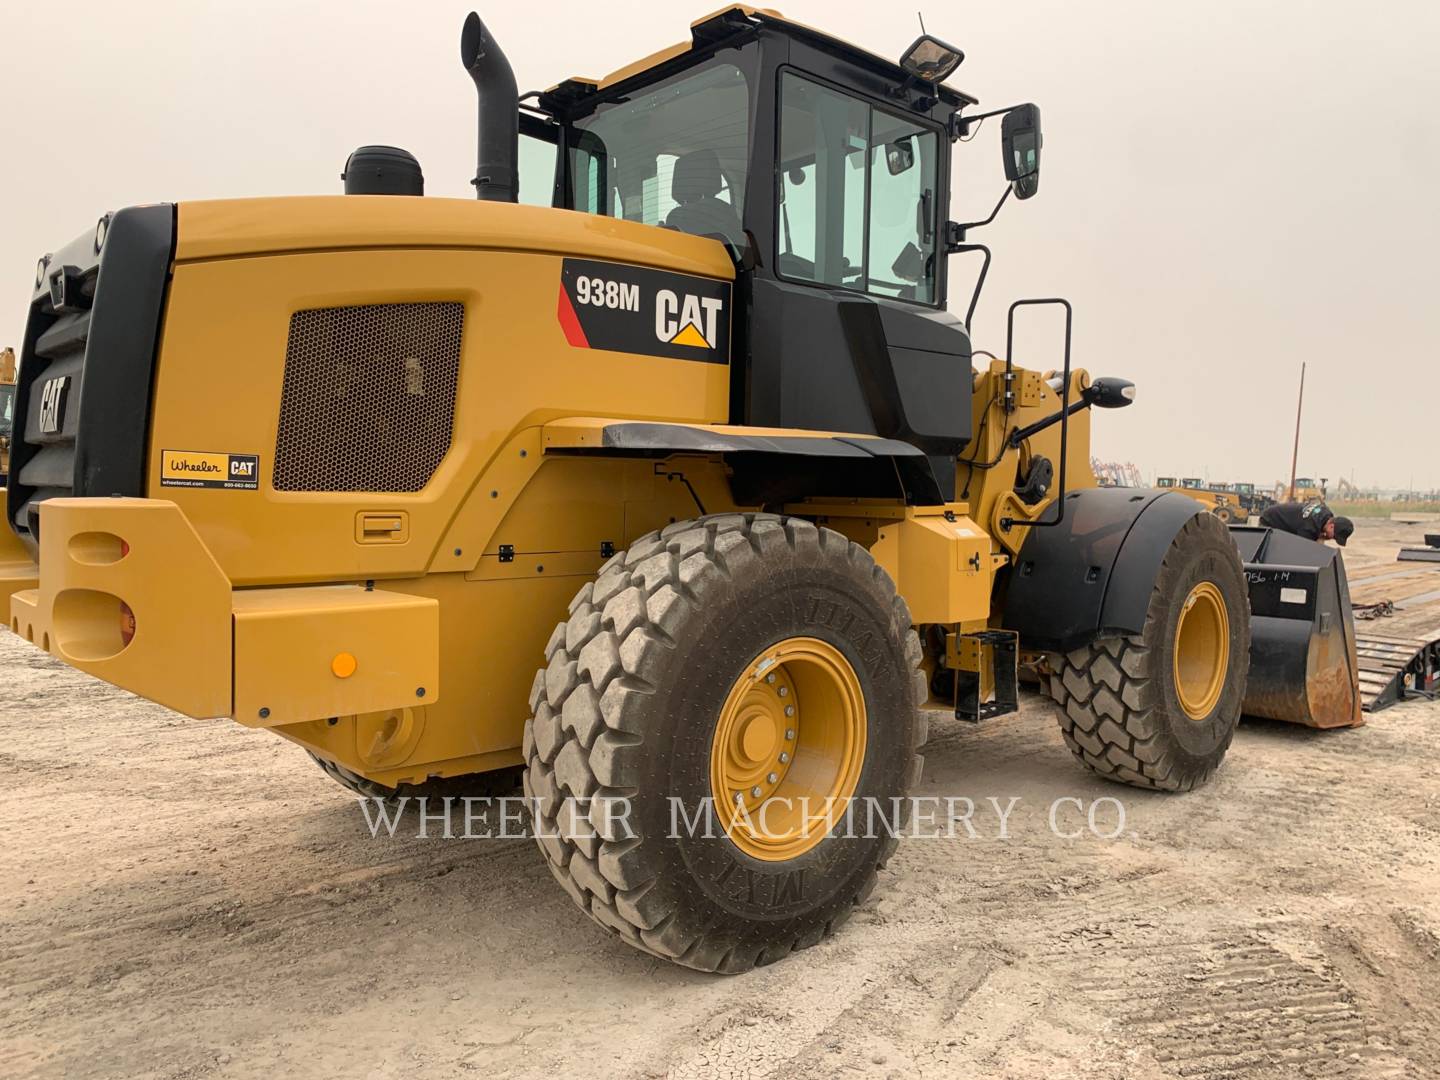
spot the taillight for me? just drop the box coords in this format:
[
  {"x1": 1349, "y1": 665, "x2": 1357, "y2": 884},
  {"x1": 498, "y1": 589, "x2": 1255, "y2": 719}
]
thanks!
[{"x1": 119, "y1": 601, "x2": 136, "y2": 646}]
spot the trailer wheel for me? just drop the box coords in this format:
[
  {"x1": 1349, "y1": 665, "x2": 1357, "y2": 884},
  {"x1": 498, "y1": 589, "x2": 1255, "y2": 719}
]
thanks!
[
  {"x1": 1046, "y1": 511, "x2": 1249, "y2": 792},
  {"x1": 523, "y1": 514, "x2": 926, "y2": 973}
]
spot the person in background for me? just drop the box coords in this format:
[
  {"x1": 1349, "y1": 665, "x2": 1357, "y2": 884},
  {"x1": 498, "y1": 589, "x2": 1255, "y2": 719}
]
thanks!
[{"x1": 1259, "y1": 499, "x2": 1354, "y2": 547}]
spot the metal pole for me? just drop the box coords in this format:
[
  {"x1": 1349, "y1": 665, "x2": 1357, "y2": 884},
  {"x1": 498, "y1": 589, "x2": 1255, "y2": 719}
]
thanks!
[{"x1": 1287, "y1": 362, "x2": 1305, "y2": 501}]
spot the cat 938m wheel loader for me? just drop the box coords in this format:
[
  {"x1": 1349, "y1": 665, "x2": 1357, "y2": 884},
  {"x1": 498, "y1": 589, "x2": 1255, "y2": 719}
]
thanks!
[{"x1": 3, "y1": 7, "x2": 1360, "y2": 972}]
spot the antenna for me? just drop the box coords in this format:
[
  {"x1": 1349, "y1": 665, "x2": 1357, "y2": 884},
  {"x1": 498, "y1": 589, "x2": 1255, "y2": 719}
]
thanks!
[{"x1": 917, "y1": 11, "x2": 927, "y2": 34}]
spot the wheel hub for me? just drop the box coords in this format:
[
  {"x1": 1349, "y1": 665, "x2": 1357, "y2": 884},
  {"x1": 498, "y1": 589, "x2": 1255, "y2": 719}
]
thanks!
[
  {"x1": 711, "y1": 637, "x2": 866, "y2": 861},
  {"x1": 1174, "y1": 581, "x2": 1230, "y2": 720}
]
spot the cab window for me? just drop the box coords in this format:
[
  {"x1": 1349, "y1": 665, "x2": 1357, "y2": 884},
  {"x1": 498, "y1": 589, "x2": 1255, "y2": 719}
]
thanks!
[
  {"x1": 778, "y1": 72, "x2": 939, "y2": 304},
  {"x1": 518, "y1": 126, "x2": 558, "y2": 207},
  {"x1": 566, "y1": 59, "x2": 750, "y2": 251}
]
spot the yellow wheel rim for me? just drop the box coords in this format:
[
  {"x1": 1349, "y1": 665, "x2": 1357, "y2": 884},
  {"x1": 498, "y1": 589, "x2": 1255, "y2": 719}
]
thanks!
[
  {"x1": 710, "y1": 637, "x2": 867, "y2": 861},
  {"x1": 1173, "y1": 581, "x2": 1230, "y2": 720}
]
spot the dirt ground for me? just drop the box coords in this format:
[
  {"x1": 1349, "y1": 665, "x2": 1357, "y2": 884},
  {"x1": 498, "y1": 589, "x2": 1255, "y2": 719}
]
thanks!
[{"x1": 4, "y1": 518, "x2": 1439, "y2": 1080}]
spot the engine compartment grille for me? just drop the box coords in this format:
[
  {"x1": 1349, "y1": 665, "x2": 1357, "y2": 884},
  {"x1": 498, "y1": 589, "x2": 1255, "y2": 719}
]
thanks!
[
  {"x1": 273, "y1": 302, "x2": 464, "y2": 493},
  {"x1": 8, "y1": 205, "x2": 174, "y2": 547}
]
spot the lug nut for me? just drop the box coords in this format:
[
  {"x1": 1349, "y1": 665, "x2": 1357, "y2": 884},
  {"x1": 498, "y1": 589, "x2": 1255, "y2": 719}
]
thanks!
[
  {"x1": 785, "y1": 728, "x2": 795, "y2": 740},
  {"x1": 751, "y1": 786, "x2": 762, "y2": 798},
  {"x1": 779, "y1": 751, "x2": 790, "y2": 764},
  {"x1": 784, "y1": 705, "x2": 795, "y2": 717},
  {"x1": 767, "y1": 772, "x2": 778, "y2": 783},
  {"x1": 766, "y1": 673, "x2": 776, "y2": 684},
  {"x1": 735, "y1": 792, "x2": 744, "y2": 804}
]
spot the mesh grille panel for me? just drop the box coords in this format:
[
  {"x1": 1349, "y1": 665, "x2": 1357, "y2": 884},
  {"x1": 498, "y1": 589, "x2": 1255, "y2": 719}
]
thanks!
[{"x1": 273, "y1": 302, "x2": 463, "y2": 493}]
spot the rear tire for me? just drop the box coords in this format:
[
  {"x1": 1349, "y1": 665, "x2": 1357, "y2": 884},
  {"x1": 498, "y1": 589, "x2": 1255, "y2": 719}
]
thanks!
[
  {"x1": 1046, "y1": 512, "x2": 1249, "y2": 791},
  {"x1": 523, "y1": 514, "x2": 927, "y2": 973}
]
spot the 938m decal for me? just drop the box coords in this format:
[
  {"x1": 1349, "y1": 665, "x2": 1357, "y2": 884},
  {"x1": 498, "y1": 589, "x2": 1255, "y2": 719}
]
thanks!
[{"x1": 558, "y1": 258, "x2": 731, "y2": 364}]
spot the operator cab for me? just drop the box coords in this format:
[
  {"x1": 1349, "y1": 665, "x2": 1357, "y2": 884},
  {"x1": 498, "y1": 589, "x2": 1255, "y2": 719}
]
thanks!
[{"x1": 515, "y1": 7, "x2": 998, "y2": 502}]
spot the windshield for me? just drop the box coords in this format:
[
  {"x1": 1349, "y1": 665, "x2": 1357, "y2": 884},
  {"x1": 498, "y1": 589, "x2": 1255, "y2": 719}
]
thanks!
[
  {"x1": 568, "y1": 58, "x2": 750, "y2": 251},
  {"x1": 0, "y1": 384, "x2": 14, "y2": 432}
]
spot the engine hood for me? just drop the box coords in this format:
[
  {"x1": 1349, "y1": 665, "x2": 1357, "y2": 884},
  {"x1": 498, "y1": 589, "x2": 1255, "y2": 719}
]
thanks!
[{"x1": 175, "y1": 196, "x2": 735, "y2": 279}]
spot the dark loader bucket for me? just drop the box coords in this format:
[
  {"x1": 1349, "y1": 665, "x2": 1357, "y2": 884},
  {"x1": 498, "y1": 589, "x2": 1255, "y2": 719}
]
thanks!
[{"x1": 1230, "y1": 526, "x2": 1363, "y2": 729}]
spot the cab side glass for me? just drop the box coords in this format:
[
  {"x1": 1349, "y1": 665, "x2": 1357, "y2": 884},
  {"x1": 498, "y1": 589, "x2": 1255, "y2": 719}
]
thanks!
[{"x1": 518, "y1": 131, "x2": 557, "y2": 207}]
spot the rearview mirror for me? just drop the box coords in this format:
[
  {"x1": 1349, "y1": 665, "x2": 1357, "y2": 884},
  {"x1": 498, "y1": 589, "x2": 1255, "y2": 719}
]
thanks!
[
  {"x1": 1000, "y1": 104, "x2": 1042, "y2": 200},
  {"x1": 885, "y1": 136, "x2": 915, "y2": 176}
]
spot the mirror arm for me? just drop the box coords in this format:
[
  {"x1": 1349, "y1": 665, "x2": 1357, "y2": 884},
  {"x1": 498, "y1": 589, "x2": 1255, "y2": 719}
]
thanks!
[
  {"x1": 947, "y1": 185, "x2": 1011, "y2": 245},
  {"x1": 951, "y1": 103, "x2": 1027, "y2": 140}
]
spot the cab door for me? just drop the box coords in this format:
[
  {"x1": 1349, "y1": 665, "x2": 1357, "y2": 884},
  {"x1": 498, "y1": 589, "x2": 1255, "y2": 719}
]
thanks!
[{"x1": 741, "y1": 69, "x2": 971, "y2": 492}]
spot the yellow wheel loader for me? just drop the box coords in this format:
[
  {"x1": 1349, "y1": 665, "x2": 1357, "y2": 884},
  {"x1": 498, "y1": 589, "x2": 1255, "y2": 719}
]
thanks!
[
  {"x1": 0, "y1": 347, "x2": 16, "y2": 486},
  {"x1": 1158, "y1": 477, "x2": 1246, "y2": 523},
  {"x1": 3, "y1": 7, "x2": 1359, "y2": 972}
]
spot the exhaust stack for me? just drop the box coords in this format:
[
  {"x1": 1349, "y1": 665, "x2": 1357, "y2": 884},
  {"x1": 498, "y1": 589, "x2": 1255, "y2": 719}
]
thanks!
[{"x1": 460, "y1": 12, "x2": 519, "y2": 203}]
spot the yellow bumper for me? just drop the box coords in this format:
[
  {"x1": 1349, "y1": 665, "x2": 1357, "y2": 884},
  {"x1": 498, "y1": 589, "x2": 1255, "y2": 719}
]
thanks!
[{"x1": 4, "y1": 498, "x2": 438, "y2": 725}]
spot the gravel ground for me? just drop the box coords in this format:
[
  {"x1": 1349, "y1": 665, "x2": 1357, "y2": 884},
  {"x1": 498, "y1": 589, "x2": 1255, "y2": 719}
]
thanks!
[{"x1": 3, "y1": 517, "x2": 1438, "y2": 1080}]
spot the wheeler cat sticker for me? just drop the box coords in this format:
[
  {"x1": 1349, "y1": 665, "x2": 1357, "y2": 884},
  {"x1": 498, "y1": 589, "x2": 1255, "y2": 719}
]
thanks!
[
  {"x1": 558, "y1": 258, "x2": 730, "y2": 364},
  {"x1": 160, "y1": 450, "x2": 260, "y2": 490}
]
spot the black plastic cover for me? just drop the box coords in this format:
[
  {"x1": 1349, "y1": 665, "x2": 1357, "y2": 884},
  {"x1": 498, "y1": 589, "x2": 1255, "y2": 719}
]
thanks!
[
  {"x1": 342, "y1": 146, "x2": 424, "y2": 196},
  {"x1": 1001, "y1": 488, "x2": 1204, "y2": 653},
  {"x1": 743, "y1": 282, "x2": 972, "y2": 459}
]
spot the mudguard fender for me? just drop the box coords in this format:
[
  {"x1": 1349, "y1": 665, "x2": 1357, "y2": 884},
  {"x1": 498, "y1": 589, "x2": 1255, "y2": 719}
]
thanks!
[{"x1": 1001, "y1": 488, "x2": 1205, "y2": 654}]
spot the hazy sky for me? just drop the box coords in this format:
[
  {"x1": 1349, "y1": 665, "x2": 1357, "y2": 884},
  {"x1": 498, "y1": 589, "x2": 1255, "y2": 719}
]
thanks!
[{"x1": 3, "y1": 0, "x2": 1437, "y2": 490}]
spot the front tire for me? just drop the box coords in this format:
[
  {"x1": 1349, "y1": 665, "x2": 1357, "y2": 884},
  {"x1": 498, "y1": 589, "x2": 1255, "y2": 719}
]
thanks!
[
  {"x1": 1046, "y1": 511, "x2": 1249, "y2": 791},
  {"x1": 523, "y1": 514, "x2": 926, "y2": 973}
]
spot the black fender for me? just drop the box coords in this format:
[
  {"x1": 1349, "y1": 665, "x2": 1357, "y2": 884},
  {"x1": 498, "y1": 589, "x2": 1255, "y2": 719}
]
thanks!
[
  {"x1": 545, "y1": 420, "x2": 945, "y2": 505},
  {"x1": 1001, "y1": 488, "x2": 1206, "y2": 654}
]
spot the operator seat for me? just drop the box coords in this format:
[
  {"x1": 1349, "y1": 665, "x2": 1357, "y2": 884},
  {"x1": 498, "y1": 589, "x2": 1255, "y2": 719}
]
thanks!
[{"x1": 664, "y1": 149, "x2": 743, "y2": 250}]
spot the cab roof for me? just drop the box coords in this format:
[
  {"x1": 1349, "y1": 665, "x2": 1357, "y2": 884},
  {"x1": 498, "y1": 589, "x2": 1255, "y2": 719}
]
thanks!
[{"x1": 542, "y1": 5, "x2": 977, "y2": 113}]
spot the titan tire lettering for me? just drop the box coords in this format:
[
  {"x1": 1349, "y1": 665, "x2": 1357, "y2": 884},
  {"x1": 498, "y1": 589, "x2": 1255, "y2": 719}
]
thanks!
[
  {"x1": 774, "y1": 869, "x2": 806, "y2": 904},
  {"x1": 715, "y1": 860, "x2": 759, "y2": 904}
]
